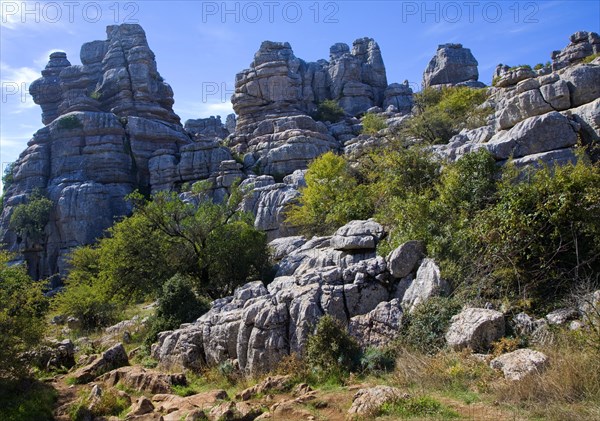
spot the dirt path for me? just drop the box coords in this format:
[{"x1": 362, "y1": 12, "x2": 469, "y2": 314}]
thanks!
[{"x1": 50, "y1": 374, "x2": 85, "y2": 421}]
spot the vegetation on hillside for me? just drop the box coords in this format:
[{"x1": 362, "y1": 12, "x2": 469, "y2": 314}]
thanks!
[
  {"x1": 287, "y1": 143, "x2": 600, "y2": 308},
  {"x1": 53, "y1": 181, "x2": 269, "y2": 331}
]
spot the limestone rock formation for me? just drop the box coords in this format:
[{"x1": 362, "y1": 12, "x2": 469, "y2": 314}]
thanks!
[
  {"x1": 228, "y1": 38, "x2": 411, "y2": 176},
  {"x1": 423, "y1": 43, "x2": 485, "y2": 88},
  {"x1": 151, "y1": 221, "x2": 448, "y2": 374},
  {"x1": 1, "y1": 24, "x2": 230, "y2": 278},
  {"x1": 552, "y1": 31, "x2": 600, "y2": 71},
  {"x1": 434, "y1": 32, "x2": 600, "y2": 167}
]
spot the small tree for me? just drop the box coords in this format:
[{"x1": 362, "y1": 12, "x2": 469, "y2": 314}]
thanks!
[
  {"x1": 361, "y1": 113, "x2": 387, "y2": 135},
  {"x1": 306, "y1": 315, "x2": 361, "y2": 379},
  {"x1": 9, "y1": 190, "x2": 53, "y2": 243},
  {"x1": 0, "y1": 251, "x2": 48, "y2": 377},
  {"x1": 285, "y1": 152, "x2": 373, "y2": 236},
  {"x1": 314, "y1": 99, "x2": 345, "y2": 123}
]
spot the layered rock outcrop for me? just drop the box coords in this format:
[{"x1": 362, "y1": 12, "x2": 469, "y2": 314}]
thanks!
[
  {"x1": 552, "y1": 30, "x2": 600, "y2": 71},
  {"x1": 434, "y1": 33, "x2": 600, "y2": 166},
  {"x1": 423, "y1": 43, "x2": 485, "y2": 88},
  {"x1": 151, "y1": 221, "x2": 450, "y2": 374},
  {"x1": 228, "y1": 38, "x2": 412, "y2": 176},
  {"x1": 0, "y1": 24, "x2": 224, "y2": 278}
]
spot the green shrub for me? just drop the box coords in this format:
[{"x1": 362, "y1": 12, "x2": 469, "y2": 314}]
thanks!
[
  {"x1": 405, "y1": 86, "x2": 490, "y2": 144},
  {"x1": 314, "y1": 99, "x2": 345, "y2": 123},
  {"x1": 472, "y1": 158, "x2": 600, "y2": 303},
  {"x1": 306, "y1": 315, "x2": 361, "y2": 380},
  {"x1": 508, "y1": 64, "x2": 532, "y2": 71},
  {"x1": 56, "y1": 114, "x2": 83, "y2": 130},
  {"x1": 286, "y1": 151, "x2": 373, "y2": 236},
  {"x1": 2, "y1": 162, "x2": 15, "y2": 192},
  {"x1": 143, "y1": 274, "x2": 211, "y2": 349},
  {"x1": 401, "y1": 297, "x2": 462, "y2": 354},
  {"x1": 0, "y1": 251, "x2": 48, "y2": 377},
  {"x1": 360, "y1": 347, "x2": 395, "y2": 374},
  {"x1": 9, "y1": 190, "x2": 53, "y2": 243},
  {"x1": 52, "y1": 277, "x2": 118, "y2": 331},
  {"x1": 582, "y1": 53, "x2": 600, "y2": 64},
  {"x1": 0, "y1": 379, "x2": 56, "y2": 421},
  {"x1": 361, "y1": 113, "x2": 387, "y2": 135}
]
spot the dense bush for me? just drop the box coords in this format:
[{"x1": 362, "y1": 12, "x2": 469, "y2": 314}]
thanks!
[
  {"x1": 54, "y1": 182, "x2": 270, "y2": 329},
  {"x1": 470, "y1": 159, "x2": 600, "y2": 303},
  {"x1": 361, "y1": 112, "x2": 387, "y2": 134},
  {"x1": 286, "y1": 151, "x2": 373, "y2": 236},
  {"x1": 401, "y1": 297, "x2": 462, "y2": 353},
  {"x1": 314, "y1": 99, "x2": 345, "y2": 123},
  {"x1": 52, "y1": 245, "x2": 118, "y2": 330},
  {"x1": 404, "y1": 86, "x2": 490, "y2": 144},
  {"x1": 9, "y1": 190, "x2": 53, "y2": 243},
  {"x1": 0, "y1": 251, "x2": 48, "y2": 377},
  {"x1": 306, "y1": 315, "x2": 361, "y2": 380},
  {"x1": 144, "y1": 274, "x2": 211, "y2": 350}
]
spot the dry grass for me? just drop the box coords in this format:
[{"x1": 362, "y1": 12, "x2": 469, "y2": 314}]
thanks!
[
  {"x1": 490, "y1": 335, "x2": 600, "y2": 420},
  {"x1": 390, "y1": 330, "x2": 600, "y2": 421}
]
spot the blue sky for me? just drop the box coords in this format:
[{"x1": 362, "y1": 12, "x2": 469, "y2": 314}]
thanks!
[{"x1": 1, "y1": 0, "x2": 599, "y2": 185}]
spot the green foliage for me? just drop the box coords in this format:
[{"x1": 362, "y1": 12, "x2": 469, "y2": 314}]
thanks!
[
  {"x1": 69, "y1": 389, "x2": 129, "y2": 420},
  {"x1": 9, "y1": 190, "x2": 53, "y2": 243},
  {"x1": 56, "y1": 114, "x2": 83, "y2": 130},
  {"x1": 306, "y1": 315, "x2": 361, "y2": 380},
  {"x1": 401, "y1": 297, "x2": 462, "y2": 354},
  {"x1": 360, "y1": 347, "x2": 395, "y2": 373},
  {"x1": 361, "y1": 112, "x2": 387, "y2": 134},
  {"x1": 314, "y1": 99, "x2": 345, "y2": 123},
  {"x1": 378, "y1": 395, "x2": 459, "y2": 419},
  {"x1": 0, "y1": 379, "x2": 56, "y2": 421},
  {"x1": 582, "y1": 53, "x2": 600, "y2": 64},
  {"x1": 471, "y1": 158, "x2": 600, "y2": 302},
  {"x1": 405, "y1": 86, "x2": 490, "y2": 144},
  {"x1": 89, "y1": 90, "x2": 101, "y2": 100},
  {"x1": 508, "y1": 64, "x2": 532, "y2": 71},
  {"x1": 143, "y1": 274, "x2": 210, "y2": 349},
  {"x1": 384, "y1": 149, "x2": 497, "y2": 259},
  {"x1": 56, "y1": 182, "x2": 268, "y2": 334},
  {"x1": 51, "y1": 244, "x2": 120, "y2": 331},
  {"x1": 92, "y1": 212, "x2": 180, "y2": 303},
  {"x1": 286, "y1": 152, "x2": 373, "y2": 236},
  {"x1": 129, "y1": 183, "x2": 270, "y2": 298},
  {"x1": 2, "y1": 162, "x2": 15, "y2": 192},
  {"x1": 0, "y1": 251, "x2": 48, "y2": 377}
]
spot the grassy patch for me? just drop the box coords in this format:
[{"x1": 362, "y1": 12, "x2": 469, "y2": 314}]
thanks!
[
  {"x1": 56, "y1": 114, "x2": 83, "y2": 130},
  {"x1": 0, "y1": 378, "x2": 57, "y2": 421},
  {"x1": 378, "y1": 395, "x2": 459, "y2": 419}
]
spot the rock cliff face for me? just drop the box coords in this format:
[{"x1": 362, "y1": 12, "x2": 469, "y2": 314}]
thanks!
[
  {"x1": 228, "y1": 38, "x2": 412, "y2": 176},
  {"x1": 0, "y1": 24, "x2": 228, "y2": 278},
  {"x1": 434, "y1": 32, "x2": 600, "y2": 166}
]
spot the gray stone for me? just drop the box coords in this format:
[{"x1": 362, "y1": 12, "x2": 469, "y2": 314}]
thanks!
[
  {"x1": 546, "y1": 308, "x2": 579, "y2": 325},
  {"x1": 423, "y1": 43, "x2": 480, "y2": 87},
  {"x1": 349, "y1": 299, "x2": 404, "y2": 347},
  {"x1": 486, "y1": 111, "x2": 578, "y2": 160},
  {"x1": 446, "y1": 308, "x2": 505, "y2": 352},
  {"x1": 401, "y1": 258, "x2": 451, "y2": 313},
  {"x1": 490, "y1": 348, "x2": 549, "y2": 380},
  {"x1": 386, "y1": 241, "x2": 424, "y2": 279},
  {"x1": 348, "y1": 386, "x2": 405, "y2": 416},
  {"x1": 330, "y1": 220, "x2": 385, "y2": 251}
]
